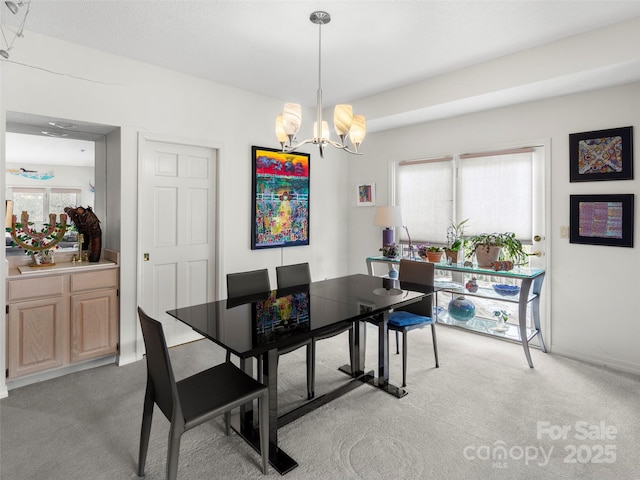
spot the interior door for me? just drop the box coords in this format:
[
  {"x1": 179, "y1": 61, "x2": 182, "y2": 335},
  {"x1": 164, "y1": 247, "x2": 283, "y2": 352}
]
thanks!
[{"x1": 139, "y1": 139, "x2": 217, "y2": 347}]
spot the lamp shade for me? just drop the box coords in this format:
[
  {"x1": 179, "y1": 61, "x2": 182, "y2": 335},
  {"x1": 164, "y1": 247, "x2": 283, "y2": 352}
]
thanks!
[
  {"x1": 349, "y1": 115, "x2": 366, "y2": 148},
  {"x1": 282, "y1": 103, "x2": 302, "y2": 136},
  {"x1": 334, "y1": 104, "x2": 353, "y2": 136},
  {"x1": 314, "y1": 121, "x2": 330, "y2": 140},
  {"x1": 275, "y1": 115, "x2": 288, "y2": 144},
  {"x1": 374, "y1": 206, "x2": 403, "y2": 227}
]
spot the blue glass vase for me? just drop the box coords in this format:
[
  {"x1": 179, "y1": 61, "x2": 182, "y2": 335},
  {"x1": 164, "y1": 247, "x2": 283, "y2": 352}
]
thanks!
[{"x1": 448, "y1": 295, "x2": 475, "y2": 322}]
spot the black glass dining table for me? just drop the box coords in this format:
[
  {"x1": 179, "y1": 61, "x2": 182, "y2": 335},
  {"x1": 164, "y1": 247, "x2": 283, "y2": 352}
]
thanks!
[{"x1": 167, "y1": 273, "x2": 439, "y2": 474}]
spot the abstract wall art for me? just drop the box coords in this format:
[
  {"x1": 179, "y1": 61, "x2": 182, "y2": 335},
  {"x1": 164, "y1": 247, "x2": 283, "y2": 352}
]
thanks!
[
  {"x1": 569, "y1": 126, "x2": 633, "y2": 182},
  {"x1": 569, "y1": 194, "x2": 634, "y2": 247},
  {"x1": 251, "y1": 146, "x2": 310, "y2": 249}
]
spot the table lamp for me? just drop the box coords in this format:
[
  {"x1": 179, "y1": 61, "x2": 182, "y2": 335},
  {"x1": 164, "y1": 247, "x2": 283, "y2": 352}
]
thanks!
[{"x1": 374, "y1": 206, "x2": 403, "y2": 247}]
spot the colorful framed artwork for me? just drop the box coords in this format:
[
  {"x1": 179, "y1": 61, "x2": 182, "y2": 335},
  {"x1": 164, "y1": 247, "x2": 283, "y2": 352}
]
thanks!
[
  {"x1": 356, "y1": 182, "x2": 375, "y2": 206},
  {"x1": 569, "y1": 126, "x2": 633, "y2": 182},
  {"x1": 251, "y1": 146, "x2": 310, "y2": 249},
  {"x1": 569, "y1": 194, "x2": 634, "y2": 247}
]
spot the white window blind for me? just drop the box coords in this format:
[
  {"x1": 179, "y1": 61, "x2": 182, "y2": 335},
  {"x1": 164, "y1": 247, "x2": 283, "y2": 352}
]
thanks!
[
  {"x1": 397, "y1": 157, "x2": 453, "y2": 244},
  {"x1": 396, "y1": 148, "x2": 535, "y2": 245},
  {"x1": 458, "y1": 150, "x2": 533, "y2": 242}
]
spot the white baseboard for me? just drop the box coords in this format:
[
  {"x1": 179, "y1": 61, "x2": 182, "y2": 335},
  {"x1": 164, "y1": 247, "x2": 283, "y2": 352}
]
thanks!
[
  {"x1": 551, "y1": 346, "x2": 640, "y2": 376},
  {"x1": 117, "y1": 352, "x2": 140, "y2": 366},
  {"x1": 6, "y1": 356, "x2": 117, "y2": 392}
]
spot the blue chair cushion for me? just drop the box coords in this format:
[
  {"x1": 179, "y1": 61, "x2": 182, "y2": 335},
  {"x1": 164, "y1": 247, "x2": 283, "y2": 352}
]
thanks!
[{"x1": 388, "y1": 311, "x2": 433, "y2": 327}]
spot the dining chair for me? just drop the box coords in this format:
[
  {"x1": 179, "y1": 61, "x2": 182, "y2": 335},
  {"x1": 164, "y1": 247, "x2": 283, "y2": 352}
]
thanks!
[
  {"x1": 276, "y1": 263, "x2": 356, "y2": 398},
  {"x1": 374, "y1": 259, "x2": 439, "y2": 387},
  {"x1": 136, "y1": 307, "x2": 269, "y2": 480},
  {"x1": 227, "y1": 268, "x2": 314, "y2": 400}
]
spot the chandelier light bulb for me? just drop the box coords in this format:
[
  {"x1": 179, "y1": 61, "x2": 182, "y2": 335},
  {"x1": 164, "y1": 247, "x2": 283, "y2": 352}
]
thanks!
[
  {"x1": 275, "y1": 115, "x2": 288, "y2": 146},
  {"x1": 334, "y1": 104, "x2": 354, "y2": 139},
  {"x1": 349, "y1": 115, "x2": 367, "y2": 150},
  {"x1": 313, "y1": 121, "x2": 330, "y2": 141},
  {"x1": 282, "y1": 103, "x2": 302, "y2": 137}
]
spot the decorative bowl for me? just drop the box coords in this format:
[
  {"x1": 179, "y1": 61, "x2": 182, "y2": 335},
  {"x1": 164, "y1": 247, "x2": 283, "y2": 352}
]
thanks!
[{"x1": 492, "y1": 284, "x2": 520, "y2": 296}]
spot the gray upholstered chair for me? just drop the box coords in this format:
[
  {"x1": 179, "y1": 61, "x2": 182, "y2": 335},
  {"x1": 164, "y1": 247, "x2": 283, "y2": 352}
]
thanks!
[
  {"x1": 227, "y1": 268, "x2": 314, "y2": 399},
  {"x1": 276, "y1": 263, "x2": 355, "y2": 399},
  {"x1": 137, "y1": 307, "x2": 269, "y2": 479}
]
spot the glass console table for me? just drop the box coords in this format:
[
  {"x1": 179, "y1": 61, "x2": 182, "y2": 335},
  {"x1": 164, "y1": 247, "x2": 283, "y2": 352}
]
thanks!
[{"x1": 366, "y1": 256, "x2": 547, "y2": 368}]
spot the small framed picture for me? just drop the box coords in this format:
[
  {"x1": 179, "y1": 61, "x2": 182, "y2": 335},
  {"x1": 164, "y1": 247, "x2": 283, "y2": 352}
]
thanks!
[
  {"x1": 569, "y1": 194, "x2": 634, "y2": 247},
  {"x1": 569, "y1": 126, "x2": 633, "y2": 182},
  {"x1": 356, "y1": 182, "x2": 375, "y2": 206}
]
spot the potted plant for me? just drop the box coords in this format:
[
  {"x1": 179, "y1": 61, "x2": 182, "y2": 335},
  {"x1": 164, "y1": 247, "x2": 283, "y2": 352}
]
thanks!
[
  {"x1": 418, "y1": 244, "x2": 442, "y2": 262},
  {"x1": 380, "y1": 242, "x2": 400, "y2": 259},
  {"x1": 445, "y1": 218, "x2": 468, "y2": 264},
  {"x1": 467, "y1": 232, "x2": 527, "y2": 268}
]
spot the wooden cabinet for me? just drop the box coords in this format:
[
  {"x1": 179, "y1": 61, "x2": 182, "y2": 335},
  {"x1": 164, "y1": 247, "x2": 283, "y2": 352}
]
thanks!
[
  {"x1": 7, "y1": 296, "x2": 69, "y2": 378},
  {"x1": 6, "y1": 266, "x2": 119, "y2": 379}
]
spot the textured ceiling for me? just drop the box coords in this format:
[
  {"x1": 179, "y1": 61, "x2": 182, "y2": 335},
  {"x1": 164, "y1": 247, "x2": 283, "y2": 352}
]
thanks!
[
  {"x1": 6, "y1": 0, "x2": 640, "y2": 107},
  {"x1": 4, "y1": 0, "x2": 640, "y2": 164}
]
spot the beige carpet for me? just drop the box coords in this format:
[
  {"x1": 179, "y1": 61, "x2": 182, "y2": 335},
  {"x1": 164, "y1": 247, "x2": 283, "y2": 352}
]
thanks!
[{"x1": 1, "y1": 322, "x2": 638, "y2": 480}]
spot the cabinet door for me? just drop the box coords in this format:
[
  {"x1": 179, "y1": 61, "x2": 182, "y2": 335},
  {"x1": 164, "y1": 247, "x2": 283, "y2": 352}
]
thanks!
[
  {"x1": 70, "y1": 289, "x2": 119, "y2": 363},
  {"x1": 7, "y1": 297, "x2": 70, "y2": 378}
]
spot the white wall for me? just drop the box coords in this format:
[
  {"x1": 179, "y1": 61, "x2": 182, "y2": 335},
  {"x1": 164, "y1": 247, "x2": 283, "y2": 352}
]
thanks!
[
  {"x1": 1, "y1": 32, "x2": 349, "y2": 394},
  {"x1": 347, "y1": 82, "x2": 640, "y2": 373},
  {"x1": 6, "y1": 163, "x2": 95, "y2": 207}
]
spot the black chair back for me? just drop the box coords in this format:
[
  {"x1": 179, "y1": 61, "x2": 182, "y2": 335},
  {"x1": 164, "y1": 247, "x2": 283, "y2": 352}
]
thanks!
[
  {"x1": 276, "y1": 262, "x2": 311, "y2": 289},
  {"x1": 397, "y1": 259, "x2": 434, "y2": 317},
  {"x1": 137, "y1": 307, "x2": 179, "y2": 421},
  {"x1": 227, "y1": 268, "x2": 270, "y2": 298}
]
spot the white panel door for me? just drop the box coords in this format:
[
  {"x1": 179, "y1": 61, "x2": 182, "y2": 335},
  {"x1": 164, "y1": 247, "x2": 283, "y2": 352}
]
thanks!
[{"x1": 140, "y1": 140, "x2": 216, "y2": 347}]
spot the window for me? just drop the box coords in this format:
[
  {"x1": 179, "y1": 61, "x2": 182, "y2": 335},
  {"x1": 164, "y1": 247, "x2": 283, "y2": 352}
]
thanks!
[
  {"x1": 7, "y1": 187, "x2": 80, "y2": 227},
  {"x1": 396, "y1": 147, "x2": 540, "y2": 246}
]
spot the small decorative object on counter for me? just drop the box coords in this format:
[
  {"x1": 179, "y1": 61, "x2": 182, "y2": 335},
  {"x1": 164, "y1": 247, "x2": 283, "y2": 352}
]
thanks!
[
  {"x1": 465, "y1": 277, "x2": 479, "y2": 293},
  {"x1": 447, "y1": 295, "x2": 476, "y2": 322},
  {"x1": 491, "y1": 260, "x2": 514, "y2": 271},
  {"x1": 65, "y1": 206, "x2": 102, "y2": 262},
  {"x1": 9, "y1": 211, "x2": 67, "y2": 267},
  {"x1": 464, "y1": 261, "x2": 474, "y2": 268},
  {"x1": 492, "y1": 284, "x2": 521, "y2": 296},
  {"x1": 493, "y1": 309, "x2": 511, "y2": 332}
]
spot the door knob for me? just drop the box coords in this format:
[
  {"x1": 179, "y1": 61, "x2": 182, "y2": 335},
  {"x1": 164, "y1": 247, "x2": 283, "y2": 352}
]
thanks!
[
  {"x1": 531, "y1": 250, "x2": 542, "y2": 257},
  {"x1": 533, "y1": 235, "x2": 543, "y2": 242},
  {"x1": 144, "y1": 253, "x2": 150, "y2": 261}
]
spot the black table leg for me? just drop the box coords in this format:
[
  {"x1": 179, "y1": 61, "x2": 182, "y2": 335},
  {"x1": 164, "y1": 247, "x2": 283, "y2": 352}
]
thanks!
[
  {"x1": 339, "y1": 320, "x2": 366, "y2": 376},
  {"x1": 365, "y1": 311, "x2": 408, "y2": 398},
  {"x1": 236, "y1": 349, "x2": 299, "y2": 475}
]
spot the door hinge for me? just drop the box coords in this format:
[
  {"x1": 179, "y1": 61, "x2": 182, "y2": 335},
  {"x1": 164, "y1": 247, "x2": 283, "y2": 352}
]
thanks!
[
  {"x1": 5, "y1": 369, "x2": 8, "y2": 379},
  {"x1": 5, "y1": 305, "x2": 8, "y2": 315}
]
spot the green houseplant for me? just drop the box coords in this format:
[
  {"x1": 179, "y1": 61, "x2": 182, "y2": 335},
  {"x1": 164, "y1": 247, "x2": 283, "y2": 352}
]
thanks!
[
  {"x1": 445, "y1": 218, "x2": 468, "y2": 263},
  {"x1": 467, "y1": 232, "x2": 528, "y2": 267},
  {"x1": 418, "y1": 244, "x2": 442, "y2": 262},
  {"x1": 380, "y1": 242, "x2": 400, "y2": 259}
]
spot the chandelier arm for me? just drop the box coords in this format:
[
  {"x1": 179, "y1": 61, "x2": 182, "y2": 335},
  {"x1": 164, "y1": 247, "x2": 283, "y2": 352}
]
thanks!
[
  {"x1": 325, "y1": 138, "x2": 364, "y2": 155},
  {"x1": 283, "y1": 138, "x2": 315, "y2": 152}
]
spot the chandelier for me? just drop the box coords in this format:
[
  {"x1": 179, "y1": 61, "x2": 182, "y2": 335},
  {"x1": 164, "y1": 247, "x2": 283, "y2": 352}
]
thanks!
[
  {"x1": 1, "y1": 0, "x2": 31, "y2": 59},
  {"x1": 275, "y1": 11, "x2": 366, "y2": 158}
]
